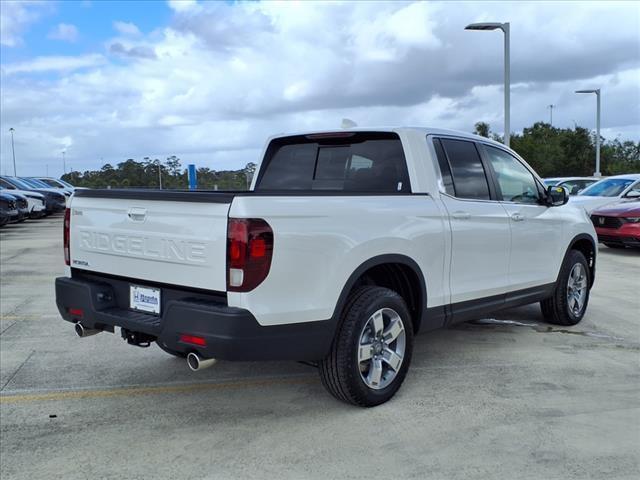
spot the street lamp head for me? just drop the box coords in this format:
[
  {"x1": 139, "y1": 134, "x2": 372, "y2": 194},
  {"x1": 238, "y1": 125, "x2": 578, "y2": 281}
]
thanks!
[
  {"x1": 575, "y1": 89, "x2": 599, "y2": 94},
  {"x1": 465, "y1": 22, "x2": 505, "y2": 31}
]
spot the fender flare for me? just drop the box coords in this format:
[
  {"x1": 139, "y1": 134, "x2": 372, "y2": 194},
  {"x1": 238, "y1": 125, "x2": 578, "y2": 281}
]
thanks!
[
  {"x1": 329, "y1": 254, "x2": 428, "y2": 333},
  {"x1": 559, "y1": 233, "x2": 597, "y2": 288}
]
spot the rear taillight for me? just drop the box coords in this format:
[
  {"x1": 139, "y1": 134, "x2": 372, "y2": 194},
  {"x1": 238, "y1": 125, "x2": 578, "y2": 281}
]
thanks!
[
  {"x1": 63, "y1": 208, "x2": 70, "y2": 265},
  {"x1": 68, "y1": 308, "x2": 84, "y2": 318},
  {"x1": 179, "y1": 334, "x2": 207, "y2": 347},
  {"x1": 227, "y1": 218, "x2": 273, "y2": 292}
]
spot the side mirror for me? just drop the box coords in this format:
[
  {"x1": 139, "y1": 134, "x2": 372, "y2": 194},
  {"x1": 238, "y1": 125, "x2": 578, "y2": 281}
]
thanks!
[
  {"x1": 624, "y1": 190, "x2": 640, "y2": 199},
  {"x1": 546, "y1": 185, "x2": 568, "y2": 206}
]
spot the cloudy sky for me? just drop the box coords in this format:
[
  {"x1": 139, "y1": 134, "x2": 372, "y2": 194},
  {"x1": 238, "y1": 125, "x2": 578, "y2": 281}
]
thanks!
[{"x1": 1, "y1": 0, "x2": 638, "y2": 177}]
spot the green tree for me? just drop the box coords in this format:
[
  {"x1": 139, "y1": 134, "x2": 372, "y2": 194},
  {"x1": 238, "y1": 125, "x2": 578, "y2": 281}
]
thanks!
[{"x1": 474, "y1": 122, "x2": 491, "y2": 138}]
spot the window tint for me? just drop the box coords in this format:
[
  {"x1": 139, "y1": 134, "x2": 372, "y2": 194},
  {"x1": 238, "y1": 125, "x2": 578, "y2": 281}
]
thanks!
[
  {"x1": 257, "y1": 143, "x2": 317, "y2": 190},
  {"x1": 257, "y1": 133, "x2": 410, "y2": 193},
  {"x1": 440, "y1": 139, "x2": 490, "y2": 200},
  {"x1": 484, "y1": 146, "x2": 539, "y2": 203},
  {"x1": 432, "y1": 138, "x2": 455, "y2": 196}
]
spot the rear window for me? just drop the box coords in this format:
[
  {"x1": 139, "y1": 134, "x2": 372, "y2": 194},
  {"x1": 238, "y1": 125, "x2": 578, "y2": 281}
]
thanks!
[{"x1": 256, "y1": 132, "x2": 411, "y2": 193}]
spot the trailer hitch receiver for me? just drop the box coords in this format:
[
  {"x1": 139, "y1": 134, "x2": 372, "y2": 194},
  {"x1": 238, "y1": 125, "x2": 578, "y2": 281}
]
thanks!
[{"x1": 121, "y1": 329, "x2": 155, "y2": 348}]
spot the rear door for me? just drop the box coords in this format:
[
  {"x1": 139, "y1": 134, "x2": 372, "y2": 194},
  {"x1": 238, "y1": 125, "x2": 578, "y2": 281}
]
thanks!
[
  {"x1": 432, "y1": 137, "x2": 511, "y2": 304},
  {"x1": 69, "y1": 194, "x2": 231, "y2": 291}
]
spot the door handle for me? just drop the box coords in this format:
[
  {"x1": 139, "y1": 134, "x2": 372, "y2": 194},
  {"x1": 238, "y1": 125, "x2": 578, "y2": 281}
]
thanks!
[
  {"x1": 127, "y1": 207, "x2": 147, "y2": 222},
  {"x1": 451, "y1": 211, "x2": 471, "y2": 220},
  {"x1": 510, "y1": 213, "x2": 524, "y2": 222}
]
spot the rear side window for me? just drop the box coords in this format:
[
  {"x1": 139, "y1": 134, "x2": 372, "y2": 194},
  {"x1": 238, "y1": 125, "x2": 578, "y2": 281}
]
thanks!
[
  {"x1": 432, "y1": 139, "x2": 455, "y2": 196},
  {"x1": 439, "y1": 138, "x2": 491, "y2": 200},
  {"x1": 256, "y1": 132, "x2": 410, "y2": 193}
]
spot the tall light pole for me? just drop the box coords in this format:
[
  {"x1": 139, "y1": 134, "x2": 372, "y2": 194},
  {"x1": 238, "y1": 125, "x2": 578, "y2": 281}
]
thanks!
[
  {"x1": 9, "y1": 128, "x2": 17, "y2": 175},
  {"x1": 465, "y1": 22, "x2": 510, "y2": 147},
  {"x1": 575, "y1": 89, "x2": 601, "y2": 177},
  {"x1": 156, "y1": 159, "x2": 163, "y2": 189},
  {"x1": 62, "y1": 150, "x2": 66, "y2": 175},
  {"x1": 548, "y1": 104, "x2": 555, "y2": 126}
]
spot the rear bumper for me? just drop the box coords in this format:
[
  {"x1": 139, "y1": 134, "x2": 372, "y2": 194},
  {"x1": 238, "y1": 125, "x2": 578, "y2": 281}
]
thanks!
[{"x1": 55, "y1": 276, "x2": 334, "y2": 361}]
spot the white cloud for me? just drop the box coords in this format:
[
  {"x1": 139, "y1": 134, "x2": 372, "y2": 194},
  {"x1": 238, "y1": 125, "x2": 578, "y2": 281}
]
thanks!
[
  {"x1": 113, "y1": 21, "x2": 141, "y2": 36},
  {"x1": 48, "y1": 23, "x2": 79, "y2": 42},
  {"x1": 0, "y1": 1, "x2": 638, "y2": 176},
  {"x1": 167, "y1": 0, "x2": 198, "y2": 13},
  {"x1": 1, "y1": 54, "x2": 106, "y2": 75},
  {"x1": 0, "y1": 0, "x2": 51, "y2": 47}
]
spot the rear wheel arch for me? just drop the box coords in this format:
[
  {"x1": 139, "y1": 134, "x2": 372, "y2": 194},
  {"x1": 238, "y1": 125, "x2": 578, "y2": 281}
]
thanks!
[{"x1": 330, "y1": 254, "x2": 427, "y2": 335}]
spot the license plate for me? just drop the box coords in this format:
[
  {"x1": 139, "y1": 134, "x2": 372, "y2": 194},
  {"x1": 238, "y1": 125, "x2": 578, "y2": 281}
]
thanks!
[{"x1": 130, "y1": 285, "x2": 161, "y2": 315}]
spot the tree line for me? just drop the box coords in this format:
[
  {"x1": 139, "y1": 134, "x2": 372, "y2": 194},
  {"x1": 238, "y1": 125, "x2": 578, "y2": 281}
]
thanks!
[
  {"x1": 62, "y1": 155, "x2": 256, "y2": 190},
  {"x1": 62, "y1": 122, "x2": 639, "y2": 189},
  {"x1": 474, "y1": 121, "x2": 639, "y2": 177}
]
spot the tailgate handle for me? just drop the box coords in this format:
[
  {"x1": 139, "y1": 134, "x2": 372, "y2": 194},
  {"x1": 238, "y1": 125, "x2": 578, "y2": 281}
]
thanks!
[{"x1": 127, "y1": 207, "x2": 147, "y2": 222}]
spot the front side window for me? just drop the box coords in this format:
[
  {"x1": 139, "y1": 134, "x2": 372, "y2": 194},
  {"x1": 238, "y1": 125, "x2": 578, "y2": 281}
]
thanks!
[
  {"x1": 626, "y1": 182, "x2": 640, "y2": 196},
  {"x1": 484, "y1": 146, "x2": 539, "y2": 204},
  {"x1": 439, "y1": 138, "x2": 491, "y2": 200},
  {"x1": 257, "y1": 132, "x2": 410, "y2": 193}
]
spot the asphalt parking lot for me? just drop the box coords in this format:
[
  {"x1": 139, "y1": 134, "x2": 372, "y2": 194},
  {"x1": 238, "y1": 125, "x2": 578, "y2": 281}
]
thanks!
[{"x1": 1, "y1": 216, "x2": 639, "y2": 480}]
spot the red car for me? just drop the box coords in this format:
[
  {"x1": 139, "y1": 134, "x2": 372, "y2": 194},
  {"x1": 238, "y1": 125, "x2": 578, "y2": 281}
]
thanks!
[{"x1": 590, "y1": 201, "x2": 640, "y2": 249}]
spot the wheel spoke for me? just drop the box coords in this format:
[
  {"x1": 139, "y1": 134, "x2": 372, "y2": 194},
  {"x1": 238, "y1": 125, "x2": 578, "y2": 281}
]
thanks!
[
  {"x1": 575, "y1": 294, "x2": 583, "y2": 311},
  {"x1": 382, "y1": 348, "x2": 403, "y2": 372},
  {"x1": 383, "y1": 317, "x2": 404, "y2": 343},
  {"x1": 368, "y1": 358, "x2": 383, "y2": 387},
  {"x1": 371, "y1": 310, "x2": 384, "y2": 336},
  {"x1": 569, "y1": 297, "x2": 576, "y2": 313},
  {"x1": 358, "y1": 343, "x2": 373, "y2": 363},
  {"x1": 572, "y1": 266, "x2": 580, "y2": 280}
]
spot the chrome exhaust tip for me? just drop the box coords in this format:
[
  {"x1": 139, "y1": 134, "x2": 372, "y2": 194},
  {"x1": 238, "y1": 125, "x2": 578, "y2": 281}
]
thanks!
[
  {"x1": 75, "y1": 322, "x2": 101, "y2": 338},
  {"x1": 187, "y1": 352, "x2": 217, "y2": 371}
]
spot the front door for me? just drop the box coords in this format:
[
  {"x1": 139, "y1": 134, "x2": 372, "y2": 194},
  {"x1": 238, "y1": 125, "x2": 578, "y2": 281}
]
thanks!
[{"x1": 481, "y1": 144, "x2": 565, "y2": 290}]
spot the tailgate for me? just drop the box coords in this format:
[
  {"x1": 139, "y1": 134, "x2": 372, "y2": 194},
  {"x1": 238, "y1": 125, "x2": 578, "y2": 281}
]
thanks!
[{"x1": 69, "y1": 194, "x2": 230, "y2": 291}]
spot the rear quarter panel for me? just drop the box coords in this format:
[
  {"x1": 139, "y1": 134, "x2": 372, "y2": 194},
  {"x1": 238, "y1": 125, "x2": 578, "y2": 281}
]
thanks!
[{"x1": 228, "y1": 195, "x2": 447, "y2": 326}]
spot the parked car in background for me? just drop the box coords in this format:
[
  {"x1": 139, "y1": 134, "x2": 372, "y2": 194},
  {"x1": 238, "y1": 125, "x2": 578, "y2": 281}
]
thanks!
[
  {"x1": 0, "y1": 176, "x2": 66, "y2": 213},
  {"x1": 569, "y1": 174, "x2": 640, "y2": 212},
  {"x1": 0, "y1": 186, "x2": 46, "y2": 218},
  {"x1": 20, "y1": 177, "x2": 72, "y2": 198},
  {"x1": 35, "y1": 177, "x2": 78, "y2": 193},
  {"x1": 544, "y1": 177, "x2": 600, "y2": 195},
  {"x1": 7, "y1": 192, "x2": 29, "y2": 222},
  {"x1": 590, "y1": 201, "x2": 640, "y2": 249},
  {"x1": 0, "y1": 192, "x2": 19, "y2": 225}
]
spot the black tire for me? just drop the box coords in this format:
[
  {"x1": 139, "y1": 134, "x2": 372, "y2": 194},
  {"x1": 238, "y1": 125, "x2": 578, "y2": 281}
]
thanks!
[
  {"x1": 603, "y1": 242, "x2": 625, "y2": 249},
  {"x1": 319, "y1": 286, "x2": 414, "y2": 407},
  {"x1": 540, "y1": 250, "x2": 591, "y2": 326},
  {"x1": 156, "y1": 342, "x2": 187, "y2": 358}
]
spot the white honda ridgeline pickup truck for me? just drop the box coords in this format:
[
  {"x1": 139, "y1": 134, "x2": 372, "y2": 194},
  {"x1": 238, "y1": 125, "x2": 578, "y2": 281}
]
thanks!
[{"x1": 56, "y1": 127, "x2": 597, "y2": 406}]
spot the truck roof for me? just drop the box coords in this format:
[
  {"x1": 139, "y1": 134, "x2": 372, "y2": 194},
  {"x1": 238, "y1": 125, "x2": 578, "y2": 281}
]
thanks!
[{"x1": 268, "y1": 126, "x2": 506, "y2": 148}]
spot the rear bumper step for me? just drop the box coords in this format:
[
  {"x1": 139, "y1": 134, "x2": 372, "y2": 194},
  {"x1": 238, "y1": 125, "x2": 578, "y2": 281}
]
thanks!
[{"x1": 55, "y1": 276, "x2": 334, "y2": 361}]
